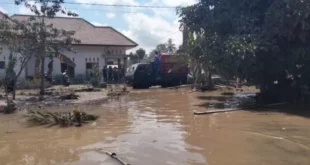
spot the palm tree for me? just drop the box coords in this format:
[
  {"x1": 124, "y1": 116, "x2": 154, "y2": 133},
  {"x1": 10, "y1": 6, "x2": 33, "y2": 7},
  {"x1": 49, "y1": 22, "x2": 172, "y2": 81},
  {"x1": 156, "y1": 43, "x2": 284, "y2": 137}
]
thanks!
[{"x1": 166, "y1": 38, "x2": 177, "y2": 53}]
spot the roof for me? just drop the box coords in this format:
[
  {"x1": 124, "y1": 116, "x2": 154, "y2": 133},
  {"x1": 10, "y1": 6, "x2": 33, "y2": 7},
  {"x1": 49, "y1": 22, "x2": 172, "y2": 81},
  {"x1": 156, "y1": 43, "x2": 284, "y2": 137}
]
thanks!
[{"x1": 10, "y1": 14, "x2": 138, "y2": 47}]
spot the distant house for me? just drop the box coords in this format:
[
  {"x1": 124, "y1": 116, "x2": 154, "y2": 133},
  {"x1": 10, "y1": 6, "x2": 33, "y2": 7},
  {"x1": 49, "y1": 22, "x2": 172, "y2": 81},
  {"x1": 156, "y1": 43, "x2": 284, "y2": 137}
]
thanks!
[{"x1": 0, "y1": 12, "x2": 138, "y2": 78}]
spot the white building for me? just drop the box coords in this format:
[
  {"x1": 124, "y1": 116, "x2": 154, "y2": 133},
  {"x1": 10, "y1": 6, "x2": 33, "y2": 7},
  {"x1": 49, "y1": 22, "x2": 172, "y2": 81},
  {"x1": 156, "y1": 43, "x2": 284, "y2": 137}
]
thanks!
[{"x1": 0, "y1": 13, "x2": 138, "y2": 78}]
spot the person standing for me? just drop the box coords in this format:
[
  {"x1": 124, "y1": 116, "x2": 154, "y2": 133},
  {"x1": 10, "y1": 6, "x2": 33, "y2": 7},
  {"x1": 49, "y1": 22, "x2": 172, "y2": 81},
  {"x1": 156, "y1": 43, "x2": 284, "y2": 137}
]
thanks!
[
  {"x1": 154, "y1": 51, "x2": 161, "y2": 74},
  {"x1": 102, "y1": 66, "x2": 107, "y2": 82},
  {"x1": 108, "y1": 66, "x2": 113, "y2": 82},
  {"x1": 113, "y1": 67, "x2": 118, "y2": 83}
]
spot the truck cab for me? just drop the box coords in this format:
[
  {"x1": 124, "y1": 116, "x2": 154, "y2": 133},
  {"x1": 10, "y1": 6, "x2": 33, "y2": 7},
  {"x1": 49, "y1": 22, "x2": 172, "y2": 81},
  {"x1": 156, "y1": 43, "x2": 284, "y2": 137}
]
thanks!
[
  {"x1": 125, "y1": 63, "x2": 153, "y2": 88},
  {"x1": 125, "y1": 54, "x2": 188, "y2": 89}
]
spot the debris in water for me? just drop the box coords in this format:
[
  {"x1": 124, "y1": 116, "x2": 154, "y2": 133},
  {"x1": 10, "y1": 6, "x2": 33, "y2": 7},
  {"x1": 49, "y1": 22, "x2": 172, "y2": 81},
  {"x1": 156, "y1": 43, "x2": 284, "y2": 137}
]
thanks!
[
  {"x1": 95, "y1": 149, "x2": 130, "y2": 165},
  {"x1": 26, "y1": 107, "x2": 98, "y2": 127}
]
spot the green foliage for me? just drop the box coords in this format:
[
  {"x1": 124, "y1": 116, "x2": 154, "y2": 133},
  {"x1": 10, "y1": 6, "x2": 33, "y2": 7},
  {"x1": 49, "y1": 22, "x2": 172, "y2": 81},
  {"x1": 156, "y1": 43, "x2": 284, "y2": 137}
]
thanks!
[
  {"x1": 178, "y1": 0, "x2": 310, "y2": 101},
  {"x1": 147, "y1": 38, "x2": 178, "y2": 61}
]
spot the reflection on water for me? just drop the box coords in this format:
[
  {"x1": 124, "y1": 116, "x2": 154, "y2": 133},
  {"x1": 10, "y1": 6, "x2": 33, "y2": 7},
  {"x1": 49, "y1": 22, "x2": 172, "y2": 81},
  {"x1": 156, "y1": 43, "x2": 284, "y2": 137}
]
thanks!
[{"x1": 0, "y1": 89, "x2": 310, "y2": 165}]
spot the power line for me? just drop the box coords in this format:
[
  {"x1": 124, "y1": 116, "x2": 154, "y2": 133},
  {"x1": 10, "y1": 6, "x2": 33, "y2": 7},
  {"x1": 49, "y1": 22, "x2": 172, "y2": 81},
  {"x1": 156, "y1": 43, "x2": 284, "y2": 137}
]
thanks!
[
  {"x1": 0, "y1": 3, "x2": 175, "y2": 14},
  {"x1": 159, "y1": 31, "x2": 180, "y2": 42},
  {"x1": 65, "y1": 2, "x2": 176, "y2": 9},
  {"x1": 0, "y1": 1, "x2": 177, "y2": 9},
  {"x1": 0, "y1": 2, "x2": 176, "y2": 14}
]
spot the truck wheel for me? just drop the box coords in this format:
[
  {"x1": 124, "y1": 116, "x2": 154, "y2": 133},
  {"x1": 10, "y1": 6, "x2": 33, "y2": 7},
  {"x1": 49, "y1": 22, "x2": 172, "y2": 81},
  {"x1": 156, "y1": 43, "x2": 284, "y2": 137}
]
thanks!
[
  {"x1": 161, "y1": 81, "x2": 168, "y2": 88},
  {"x1": 133, "y1": 83, "x2": 139, "y2": 89}
]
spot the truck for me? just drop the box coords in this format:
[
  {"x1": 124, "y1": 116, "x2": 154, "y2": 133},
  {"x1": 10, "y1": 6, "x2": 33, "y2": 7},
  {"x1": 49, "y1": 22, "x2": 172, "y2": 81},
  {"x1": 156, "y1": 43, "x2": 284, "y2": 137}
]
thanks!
[{"x1": 125, "y1": 53, "x2": 188, "y2": 89}]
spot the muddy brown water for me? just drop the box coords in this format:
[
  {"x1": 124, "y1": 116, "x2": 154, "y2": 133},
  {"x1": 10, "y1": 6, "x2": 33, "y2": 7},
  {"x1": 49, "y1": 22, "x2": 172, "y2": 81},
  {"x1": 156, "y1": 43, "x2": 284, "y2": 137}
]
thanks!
[{"x1": 0, "y1": 88, "x2": 310, "y2": 165}]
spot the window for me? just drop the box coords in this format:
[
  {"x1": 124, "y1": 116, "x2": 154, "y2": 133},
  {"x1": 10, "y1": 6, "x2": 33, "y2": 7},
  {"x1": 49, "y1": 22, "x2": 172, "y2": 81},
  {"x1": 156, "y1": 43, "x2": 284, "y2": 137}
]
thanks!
[
  {"x1": 97, "y1": 57, "x2": 99, "y2": 62},
  {"x1": 0, "y1": 61, "x2": 5, "y2": 69},
  {"x1": 72, "y1": 58, "x2": 75, "y2": 62},
  {"x1": 93, "y1": 58, "x2": 95, "y2": 62},
  {"x1": 107, "y1": 61, "x2": 114, "y2": 65},
  {"x1": 89, "y1": 58, "x2": 91, "y2": 62},
  {"x1": 85, "y1": 58, "x2": 87, "y2": 62},
  {"x1": 86, "y1": 63, "x2": 93, "y2": 70}
]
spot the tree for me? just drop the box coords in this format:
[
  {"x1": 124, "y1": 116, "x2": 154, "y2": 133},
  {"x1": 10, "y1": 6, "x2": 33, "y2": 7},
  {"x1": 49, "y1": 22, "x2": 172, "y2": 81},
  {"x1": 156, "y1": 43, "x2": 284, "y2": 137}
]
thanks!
[
  {"x1": 136, "y1": 48, "x2": 146, "y2": 62},
  {"x1": 166, "y1": 38, "x2": 176, "y2": 53},
  {"x1": 156, "y1": 44, "x2": 168, "y2": 53},
  {"x1": 14, "y1": 0, "x2": 80, "y2": 99},
  {"x1": 178, "y1": 0, "x2": 310, "y2": 102},
  {"x1": 0, "y1": 14, "x2": 41, "y2": 100},
  {"x1": 129, "y1": 52, "x2": 139, "y2": 64}
]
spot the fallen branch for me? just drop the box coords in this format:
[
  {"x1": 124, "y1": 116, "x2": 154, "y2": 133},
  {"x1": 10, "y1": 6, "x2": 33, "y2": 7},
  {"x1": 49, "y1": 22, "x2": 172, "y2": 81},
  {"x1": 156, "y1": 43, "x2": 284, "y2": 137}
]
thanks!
[
  {"x1": 193, "y1": 102, "x2": 289, "y2": 115},
  {"x1": 95, "y1": 149, "x2": 130, "y2": 165},
  {"x1": 194, "y1": 108, "x2": 242, "y2": 115}
]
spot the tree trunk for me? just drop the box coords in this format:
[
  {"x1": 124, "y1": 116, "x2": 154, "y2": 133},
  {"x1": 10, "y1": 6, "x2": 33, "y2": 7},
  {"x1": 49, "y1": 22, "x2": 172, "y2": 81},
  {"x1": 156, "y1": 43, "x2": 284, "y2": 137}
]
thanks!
[
  {"x1": 207, "y1": 67, "x2": 213, "y2": 88},
  {"x1": 12, "y1": 81, "x2": 16, "y2": 100},
  {"x1": 40, "y1": 57, "x2": 45, "y2": 98}
]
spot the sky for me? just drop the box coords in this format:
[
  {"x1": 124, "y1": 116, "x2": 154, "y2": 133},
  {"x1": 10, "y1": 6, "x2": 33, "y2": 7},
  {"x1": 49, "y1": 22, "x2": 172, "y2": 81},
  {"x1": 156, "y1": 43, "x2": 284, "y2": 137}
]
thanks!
[{"x1": 0, "y1": 0, "x2": 198, "y2": 54}]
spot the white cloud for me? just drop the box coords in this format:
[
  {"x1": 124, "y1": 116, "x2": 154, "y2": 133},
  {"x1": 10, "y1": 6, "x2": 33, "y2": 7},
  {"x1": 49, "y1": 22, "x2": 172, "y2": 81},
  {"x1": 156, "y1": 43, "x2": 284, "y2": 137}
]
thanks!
[
  {"x1": 106, "y1": 12, "x2": 116, "y2": 19},
  {"x1": 122, "y1": 13, "x2": 182, "y2": 53},
  {"x1": 0, "y1": 7, "x2": 7, "y2": 14},
  {"x1": 18, "y1": 5, "x2": 35, "y2": 15},
  {"x1": 91, "y1": 22, "x2": 108, "y2": 26}
]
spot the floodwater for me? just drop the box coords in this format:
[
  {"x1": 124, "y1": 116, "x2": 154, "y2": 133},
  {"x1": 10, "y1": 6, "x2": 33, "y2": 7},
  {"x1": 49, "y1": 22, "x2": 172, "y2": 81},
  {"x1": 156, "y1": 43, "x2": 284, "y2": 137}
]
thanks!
[{"x1": 0, "y1": 88, "x2": 310, "y2": 165}]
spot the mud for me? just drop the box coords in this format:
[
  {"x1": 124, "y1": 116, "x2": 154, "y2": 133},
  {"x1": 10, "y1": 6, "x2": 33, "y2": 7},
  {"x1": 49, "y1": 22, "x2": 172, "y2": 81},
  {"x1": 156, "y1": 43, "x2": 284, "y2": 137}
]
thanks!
[{"x1": 0, "y1": 88, "x2": 310, "y2": 165}]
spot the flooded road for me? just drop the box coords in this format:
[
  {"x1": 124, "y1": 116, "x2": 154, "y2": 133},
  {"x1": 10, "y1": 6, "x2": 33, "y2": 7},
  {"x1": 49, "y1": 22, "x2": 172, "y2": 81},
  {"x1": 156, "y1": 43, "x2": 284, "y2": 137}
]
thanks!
[{"x1": 0, "y1": 88, "x2": 310, "y2": 165}]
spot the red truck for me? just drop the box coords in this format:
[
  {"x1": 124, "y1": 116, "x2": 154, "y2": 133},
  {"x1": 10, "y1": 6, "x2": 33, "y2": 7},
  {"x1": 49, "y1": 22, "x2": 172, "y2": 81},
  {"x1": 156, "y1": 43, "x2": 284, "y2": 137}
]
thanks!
[{"x1": 125, "y1": 53, "x2": 188, "y2": 89}]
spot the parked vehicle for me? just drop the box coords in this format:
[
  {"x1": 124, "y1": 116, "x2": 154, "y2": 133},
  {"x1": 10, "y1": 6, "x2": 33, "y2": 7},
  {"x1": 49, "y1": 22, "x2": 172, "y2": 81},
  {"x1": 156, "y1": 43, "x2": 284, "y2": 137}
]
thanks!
[{"x1": 125, "y1": 53, "x2": 188, "y2": 89}]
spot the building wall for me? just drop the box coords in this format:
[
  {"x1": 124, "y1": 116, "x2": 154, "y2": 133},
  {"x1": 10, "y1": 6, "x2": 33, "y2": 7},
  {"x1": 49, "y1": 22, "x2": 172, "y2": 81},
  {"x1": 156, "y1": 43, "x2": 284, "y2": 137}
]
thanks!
[
  {"x1": 26, "y1": 45, "x2": 128, "y2": 77},
  {"x1": 0, "y1": 46, "x2": 26, "y2": 79},
  {"x1": 0, "y1": 45, "x2": 129, "y2": 79}
]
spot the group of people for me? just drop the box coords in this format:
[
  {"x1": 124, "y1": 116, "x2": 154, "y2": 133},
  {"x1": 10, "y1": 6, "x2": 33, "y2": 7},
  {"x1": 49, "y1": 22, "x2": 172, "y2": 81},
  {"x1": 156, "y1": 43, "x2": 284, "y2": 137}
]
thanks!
[{"x1": 102, "y1": 66, "x2": 124, "y2": 83}]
